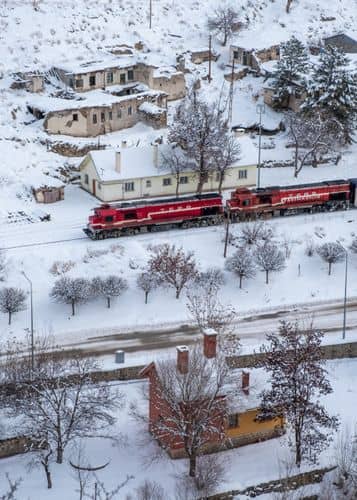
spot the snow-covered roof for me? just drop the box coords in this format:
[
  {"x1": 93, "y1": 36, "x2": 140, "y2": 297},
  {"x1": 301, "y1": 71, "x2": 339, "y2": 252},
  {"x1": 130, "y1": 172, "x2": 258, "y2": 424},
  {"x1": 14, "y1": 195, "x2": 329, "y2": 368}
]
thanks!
[
  {"x1": 27, "y1": 88, "x2": 166, "y2": 114},
  {"x1": 54, "y1": 55, "x2": 137, "y2": 75},
  {"x1": 231, "y1": 30, "x2": 288, "y2": 51},
  {"x1": 152, "y1": 66, "x2": 182, "y2": 78}
]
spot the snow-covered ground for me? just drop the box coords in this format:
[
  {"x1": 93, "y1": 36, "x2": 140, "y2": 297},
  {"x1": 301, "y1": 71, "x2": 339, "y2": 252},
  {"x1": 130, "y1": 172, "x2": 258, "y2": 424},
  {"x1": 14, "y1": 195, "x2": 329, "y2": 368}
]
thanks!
[{"x1": 0, "y1": 358, "x2": 356, "y2": 499}]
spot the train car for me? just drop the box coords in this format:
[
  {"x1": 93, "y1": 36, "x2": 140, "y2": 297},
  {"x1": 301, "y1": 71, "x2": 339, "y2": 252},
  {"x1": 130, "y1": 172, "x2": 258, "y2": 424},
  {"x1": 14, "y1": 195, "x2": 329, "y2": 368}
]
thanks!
[
  {"x1": 84, "y1": 193, "x2": 223, "y2": 240},
  {"x1": 227, "y1": 180, "x2": 351, "y2": 221}
]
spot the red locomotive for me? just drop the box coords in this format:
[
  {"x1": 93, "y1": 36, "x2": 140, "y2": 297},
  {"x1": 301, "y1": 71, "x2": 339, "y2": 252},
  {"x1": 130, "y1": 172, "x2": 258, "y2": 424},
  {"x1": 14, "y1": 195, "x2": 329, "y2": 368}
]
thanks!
[
  {"x1": 227, "y1": 180, "x2": 352, "y2": 221},
  {"x1": 84, "y1": 179, "x2": 357, "y2": 240},
  {"x1": 84, "y1": 193, "x2": 223, "y2": 240}
]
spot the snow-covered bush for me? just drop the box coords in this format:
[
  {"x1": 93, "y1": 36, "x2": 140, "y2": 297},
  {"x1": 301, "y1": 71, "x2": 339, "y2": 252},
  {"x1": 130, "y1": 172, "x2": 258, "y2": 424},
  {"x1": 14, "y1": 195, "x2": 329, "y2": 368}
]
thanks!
[
  {"x1": 136, "y1": 271, "x2": 158, "y2": 304},
  {"x1": 317, "y1": 242, "x2": 345, "y2": 275},
  {"x1": 49, "y1": 260, "x2": 75, "y2": 276},
  {"x1": 0, "y1": 287, "x2": 27, "y2": 325},
  {"x1": 91, "y1": 275, "x2": 128, "y2": 308},
  {"x1": 255, "y1": 241, "x2": 286, "y2": 284},
  {"x1": 225, "y1": 246, "x2": 256, "y2": 288},
  {"x1": 50, "y1": 277, "x2": 91, "y2": 316}
]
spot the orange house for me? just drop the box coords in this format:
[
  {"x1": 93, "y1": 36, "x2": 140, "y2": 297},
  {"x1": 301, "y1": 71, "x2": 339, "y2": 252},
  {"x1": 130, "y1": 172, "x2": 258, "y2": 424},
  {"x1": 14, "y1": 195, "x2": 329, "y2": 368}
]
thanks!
[{"x1": 140, "y1": 331, "x2": 285, "y2": 458}]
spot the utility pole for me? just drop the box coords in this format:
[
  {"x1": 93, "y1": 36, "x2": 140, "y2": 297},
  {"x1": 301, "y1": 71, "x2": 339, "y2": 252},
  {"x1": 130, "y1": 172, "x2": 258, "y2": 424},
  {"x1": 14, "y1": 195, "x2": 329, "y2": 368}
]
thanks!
[
  {"x1": 228, "y1": 58, "x2": 235, "y2": 124},
  {"x1": 22, "y1": 271, "x2": 34, "y2": 375},
  {"x1": 256, "y1": 103, "x2": 265, "y2": 189},
  {"x1": 223, "y1": 209, "x2": 231, "y2": 258},
  {"x1": 208, "y1": 35, "x2": 212, "y2": 83},
  {"x1": 149, "y1": 0, "x2": 152, "y2": 29},
  {"x1": 342, "y1": 251, "x2": 348, "y2": 340}
]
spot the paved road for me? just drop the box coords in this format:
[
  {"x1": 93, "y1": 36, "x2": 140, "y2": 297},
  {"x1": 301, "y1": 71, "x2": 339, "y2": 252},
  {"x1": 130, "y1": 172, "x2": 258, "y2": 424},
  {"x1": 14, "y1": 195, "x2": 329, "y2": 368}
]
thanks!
[{"x1": 54, "y1": 298, "x2": 357, "y2": 358}]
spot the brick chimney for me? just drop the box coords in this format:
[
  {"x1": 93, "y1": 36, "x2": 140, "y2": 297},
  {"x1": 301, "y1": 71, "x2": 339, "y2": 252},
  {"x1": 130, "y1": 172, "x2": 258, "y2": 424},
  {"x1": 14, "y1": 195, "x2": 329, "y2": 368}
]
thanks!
[
  {"x1": 115, "y1": 151, "x2": 121, "y2": 173},
  {"x1": 242, "y1": 371, "x2": 250, "y2": 395},
  {"x1": 203, "y1": 328, "x2": 217, "y2": 359},
  {"x1": 176, "y1": 345, "x2": 189, "y2": 374}
]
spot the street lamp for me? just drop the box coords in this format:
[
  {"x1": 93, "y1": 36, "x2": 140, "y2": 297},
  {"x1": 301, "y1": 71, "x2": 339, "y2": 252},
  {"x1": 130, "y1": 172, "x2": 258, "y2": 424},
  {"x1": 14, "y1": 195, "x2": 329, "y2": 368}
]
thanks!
[
  {"x1": 256, "y1": 103, "x2": 265, "y2": 190},
  {"x1": 22, "y1": 271, "x2": 34, "y2": 373},
  {"x1": 342, "y1": 251, "x2": 348, "y2": 340}
]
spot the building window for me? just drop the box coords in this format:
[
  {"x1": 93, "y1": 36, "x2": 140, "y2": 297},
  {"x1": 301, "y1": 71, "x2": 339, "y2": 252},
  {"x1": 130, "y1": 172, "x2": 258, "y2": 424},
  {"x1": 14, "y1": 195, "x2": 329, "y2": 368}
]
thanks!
[
  {"x1": 233, "y1": 50, "x2": 239, "y2": 60},
  {"x1": 179, "y1": 176, "x2": 188, "y2": 184},
  {"x1": 109, "y1": 111, "x2": 113, "y2": 120},
  {"x1": 128, "y1": 106, "x2": 132, "y2": 116},
  {"x1": 92, "y1": 114, "x2": 97, "y2": 124},
  {"x1": 120, "y1": 73, "x2": 126, "y2": 84},
  {"x1": 84, "y1": 174, "x2": 89, "y2": 184},
  {"x1": 117, "y1": 109, "x2": 122, "y2": 119},
  {"x1": 128, "y1": 69, "x2": 134, "y2": 81},
  {"x1": 163, "y1": 178, "x2": 172, "y2": 186},
  {"x1": 75, "y1": 79, "x2": 83, "y2": 88},
  {"x1": 124, "y1": 182, "x2": 135, "y2": 192},
  {"x1": 238, "y1": 169, "x2": 248, "y2": 179},
  {"x1": 228, "y1": 413, "x2": 239, "y2": 429},
  {"x1": 89, "y1": 75, "x2": 96, "y2": 87},
  {"x1": 146, "y1": 180, "x2": 152, "y2": 188},
  {"x1": 72, "y1": 113, "x2": 78, "y2": 121},
  {"x1": 98, "y1": 183, "x2": 101, "y2": 190},
  {"x1": 101, "y1": 112, "x2": 105, "y2": 123},
  {"x1": 106, "y1": 72, "x2": 113, "y2": 84}
]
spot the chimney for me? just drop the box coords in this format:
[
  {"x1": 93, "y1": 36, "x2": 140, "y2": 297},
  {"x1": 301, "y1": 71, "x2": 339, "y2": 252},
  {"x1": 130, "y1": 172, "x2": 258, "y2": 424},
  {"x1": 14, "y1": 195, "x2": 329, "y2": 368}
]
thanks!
[
  {"x1": 203, "y1": 328, "x2": 217, "y2": 359},
  {"x1": 176, "y1": 346, "x2": 189, "y2": 374},
  {"x1": 242, "y1": 371, "x2": 250, "y2": 395},
  {"x1": 153, "y1": 143, "x2": 159, "y2": 168},
  {"x1": 115, "y1": 151, "x2": 121, "y2": 173}
]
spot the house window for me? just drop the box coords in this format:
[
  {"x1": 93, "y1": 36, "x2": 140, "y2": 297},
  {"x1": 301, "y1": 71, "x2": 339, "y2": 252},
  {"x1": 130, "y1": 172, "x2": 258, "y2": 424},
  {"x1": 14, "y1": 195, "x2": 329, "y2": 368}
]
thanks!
[
  {"x1": 228, "y1": 413, "x2": 239, "y2": 429},
  {"x1": 72, "y1": 113, "x2": 78, "y2": 121},
  {"x1": 106, "y1": 72, "x2": 113, "y2": 84},
  {"x1": 146, "y1": 180, "x2": 152, "y2": 188},
  {"x1": 128, "y1": 69, "x2": 134, "y2": 81},
  {"x1": 92, "y1": 114, "x2": 97, "y2": 124},
  {"x1": 238, "y1": 169, "x2": 248, "y2": 179},
  {"x1": 98, "y1": 183, "x2": 101, "y2": 190},
  {"x1": 163, "y1": 178, "x2": 172, "y2": 186},
  {"x1": 101, "y1": 112, "x2": 105, "y2": 123},
  {"x1": 89, "y1": 75, "x2": 96, "y2": 87},
  {"x1": 120, "y1": 73, "x2": 126, "y2": 84},
  {"x1": 84, "y1": 174, "x2": 89, "y2": 184},
  {"x1": 124, "y1": 182, "x2": 135, "y2": 192},
  {"x1": 109, "y1": 111, "x2": 113, "y2": 120},
  {"x1": 179, "y1": 176, "x2": 188, "y2": 184},
  {"x1": 117, "y1": 109, "x2": 122, "y2": 119},
  {"x1": 233, "y1": 50, "x2": 239, "y2": 60},
  {"x1": 128, "y1": 106, "x2": 132, "y2": 116},
  {"x1": 75, "y1": 79, "x2": 83, "y2": 88}
]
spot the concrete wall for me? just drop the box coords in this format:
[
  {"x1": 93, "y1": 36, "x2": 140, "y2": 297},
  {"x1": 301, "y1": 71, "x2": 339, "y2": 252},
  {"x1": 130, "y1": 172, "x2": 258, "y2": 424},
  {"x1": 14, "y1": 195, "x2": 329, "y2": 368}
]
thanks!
[
  {"x1": 80, "y1": 160, "x2": 257, "y2": 202},
  {"x1": 55, "y1": 66, "x2": 136, "y2": 92}
]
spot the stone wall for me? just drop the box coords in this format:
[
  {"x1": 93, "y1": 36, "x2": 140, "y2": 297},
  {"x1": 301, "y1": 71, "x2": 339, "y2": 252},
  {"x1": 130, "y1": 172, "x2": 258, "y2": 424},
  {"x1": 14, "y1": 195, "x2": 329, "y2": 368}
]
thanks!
[{"x1": 0, "y1": 436, "x2": 43, "y2": 459}]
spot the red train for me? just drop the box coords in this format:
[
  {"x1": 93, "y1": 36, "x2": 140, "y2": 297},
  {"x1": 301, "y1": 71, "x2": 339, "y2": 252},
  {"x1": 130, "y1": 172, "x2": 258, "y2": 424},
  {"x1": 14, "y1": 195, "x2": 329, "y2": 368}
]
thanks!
[{"x1": 84, "y1": 179, "x2": 357, "y2": 240}]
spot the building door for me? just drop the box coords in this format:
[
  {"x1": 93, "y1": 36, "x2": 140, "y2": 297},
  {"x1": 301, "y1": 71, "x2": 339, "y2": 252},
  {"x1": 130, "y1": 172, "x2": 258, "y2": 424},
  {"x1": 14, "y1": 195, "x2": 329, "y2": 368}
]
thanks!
[{"x1": 92, "y1": 180, "x2": 96, "y2": 196}]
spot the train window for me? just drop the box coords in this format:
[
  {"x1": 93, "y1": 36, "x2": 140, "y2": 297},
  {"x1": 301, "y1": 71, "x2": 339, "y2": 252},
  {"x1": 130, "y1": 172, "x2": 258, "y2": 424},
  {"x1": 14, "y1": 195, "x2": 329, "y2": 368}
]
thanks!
[
  {"x1": 105, "y1": 215, "x2": 114, "y2": 222},
  {"x1": 124, "y1": 211, "x2": 137, "y2": 220}
]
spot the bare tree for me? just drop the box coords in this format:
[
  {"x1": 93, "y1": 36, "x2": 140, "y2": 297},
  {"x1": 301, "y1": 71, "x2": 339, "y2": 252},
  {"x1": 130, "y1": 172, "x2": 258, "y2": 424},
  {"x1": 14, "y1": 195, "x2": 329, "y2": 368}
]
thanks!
[
  {"x1": 317, "y1": 242, "x2": 345, "y2": 275},
  {"x1": 305, "y1": 237, "x2": 315, "y2": 257},
  {"x1": 149, "y1": 343, "x2": 230, "y2": 477},
  {"x1": 0, "y1": 287, "x2": 27, "y2": 325},
  {"x1": 86, "y1": 475, "x2": 132, "y2": 500},
  {"x1": 133, "y1": 479, "x2": 166, "y2": 500},
  {"x1": 136, "y1": 271, "x2": 158, "y2": 304},
  {"x1": 332, "y1": 427, "x2": 357, "y2": 498},
  {"x1": 50, "y1": 276, "x2": 91, "y2": 315},
  {"x1": 3, "y1": 339, "x2": 123, "y2": 485},
  {"x1": 159, "y1": 147, "x2": 190, "y2": 197},
  {"x1": 237, "y1": 221, "x2": 273, "y2": 246},
  {"x1": 210, "y1": 133, "x2": 241, "y2": 194},
  {"x1": 207, "y1": 6, "x2": 240, "y2": 46},
  {"x1": 175, "y1": 454, "x2": 226, "y2": 498},
  {"x1": 351, "y1": 237, "x2": 357, "y2": 254},
  {"x1": 255, "y1": 241, "x2": 286, "y2": 284},
  {"x1": 225, "y1": 246, "x2": 256, "y2": 288},
  {"x1": 168, "y1": 90, "x2": 232, "y2": 194},
  {"x1": 287, "y1": 112, "x2": 341, "y2": 178},
  {"x1": 148, "y1": 244, "x2": 198, "y2": 299},
  {"x1": 286, "y1": 0, "x2": 293, "y2": 14},
  {"x1": 91, "y1": 275, "x2": 128, "y2": 308},
  {"x1": 0, "y1": 475, "x2": 21, "y2": 500},
  {"x1": 194, "y1": 267, "x2": 225, "y2": 295},
  {"x1": 258, "y1": 320, "x2": 339, "y2": 466}
]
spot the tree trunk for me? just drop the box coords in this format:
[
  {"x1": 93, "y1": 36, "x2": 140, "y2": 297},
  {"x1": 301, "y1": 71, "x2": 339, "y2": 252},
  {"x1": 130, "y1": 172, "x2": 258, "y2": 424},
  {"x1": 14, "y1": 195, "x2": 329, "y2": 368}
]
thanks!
[
  {"x1": 239, "y1": 275, "x2": 243, "y2": 289},
  {"x1": 107, "y1": 296, "x2": 111, "y2": 308},
  {"x1": 286, "y1": 0, "x2": 293, "y2": 13},
  {"x1": 295, "y1": 428, "x2": 302, "y2": 467},
  {"x1": 71, "y1": 300, "x2": 75, "y2": 316},
  {"x1": 328, "y1": 262, "x2": 332, "y2": 275},
  {"x1": 8, "y1": 311, "x2": 11, "y2": 325},
  {"x1": 44, "y1": 464, "x2": 52, "y2": 489},
  {"x1": 56, "y1": 445, "x2": 63, "y2": 464},
  {"x1": 218, "y1": 171, "x2": 224, "y2": 194},
  {"x1": 196, "y1": 176, "x2": 205, "y2": 195},
  {"x1": 265, "y1": 270, "x2": 269, "y2": 284},
  {"x1": 189, "y1": 454, "x2": 196, "y2": 477},
  {"x1": 176, "y1": 174, "x2": 180, "y2": 198},
  {"x1": 222, "y1": 31, "x2": 227, "y2": 46},
  {"x1": 294, "y1": 145, "x2": 299, "y2": 178},
  {"x1": 176, "y1": 288, "x2": 180, "y2": 299},
  {"x1": 145, "y1": 291, "x2": 149, "y2": 304}
]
